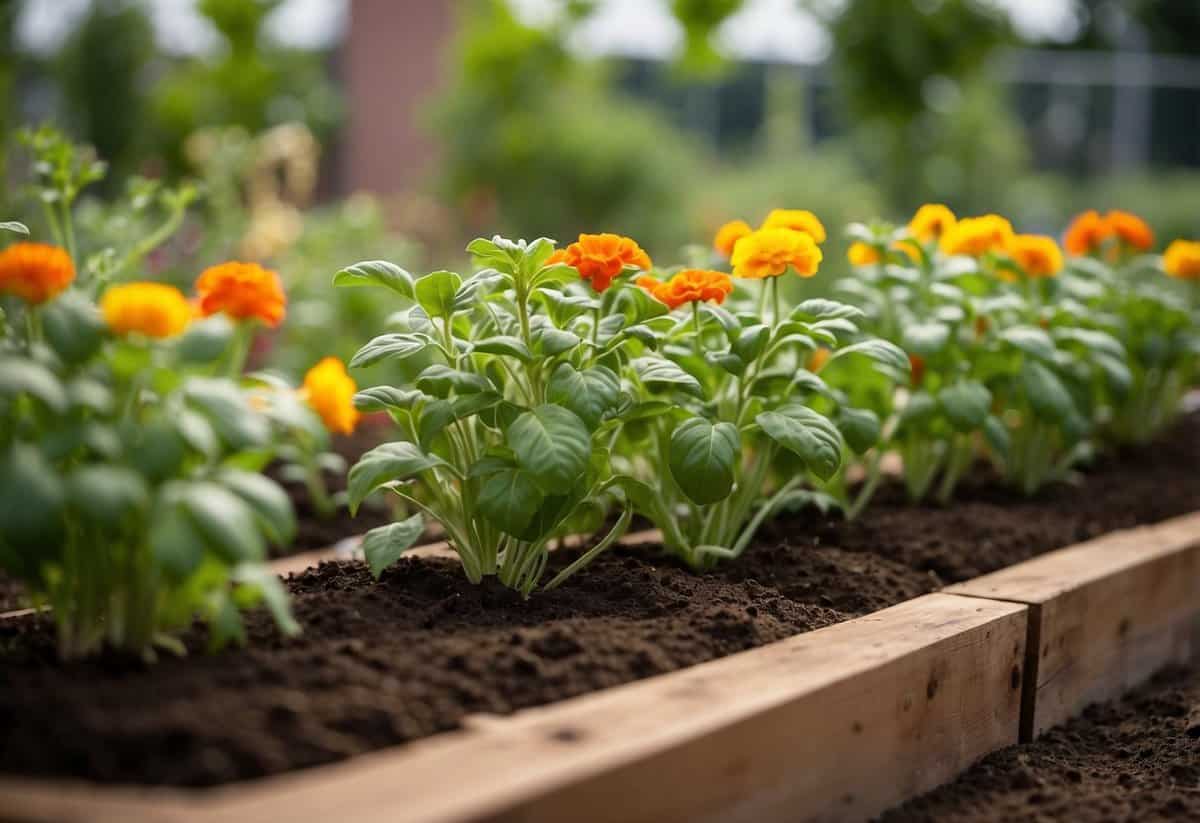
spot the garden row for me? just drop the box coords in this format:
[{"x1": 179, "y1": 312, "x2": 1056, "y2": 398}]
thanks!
[{"x1": 4, "y1": 132, "x2": 1198, "y2": 661}]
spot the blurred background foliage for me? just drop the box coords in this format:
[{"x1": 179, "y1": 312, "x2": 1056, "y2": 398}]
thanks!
[{"x1": 3, "y1": 0, "x2": 1199, "y2": 359}]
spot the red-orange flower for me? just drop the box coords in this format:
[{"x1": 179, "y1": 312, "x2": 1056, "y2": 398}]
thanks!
[
  {"x1": 1105, "y1": 210, "x2": 1154, "y2": 252},
  {"x1": 0, "y1": 242, "x2": 75, "y2": 304},
  {"x1": 1007, "y1": 234, "x2": 1063, "y2": 279},
  {"x1": 638, "y1": 269, "x2": 733, "y2": 310},
  {"x1": 1063, "y1": 210, "x2": 1111, "y2": 256},
  {"x1": 545, "y1": 233, "x2": 652, "y2": 293},
  {"x1": 713, "y1": 220, "x2": 752, "y2": 257},
  {"x1": 194, "y1": 261, "x2": 286, "y2": 327}
]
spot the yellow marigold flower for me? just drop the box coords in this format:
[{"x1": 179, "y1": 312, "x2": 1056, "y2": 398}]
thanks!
[
  {"x1": 100, "y1": 282, "x2": 193, "y2": 339},
  {"x1": 545, "y1": 233, "x2": 651, "y2": 293},
  {"x1": 1007, "y1": 234, "x2": 1063, "y2": 279},
  {"x1": 807, "y1": 347, "x2": 831, "y2": 372},
  {"x1": 195, "y1": 261, "x2": 287, "y2": 327},
  {"x1": 302, "y1": 357, "x2": 359, "y2": 435},
  {"x1": 1063, "y1": 210, "x2": 1111, "y2": 256},
  {"x1": 0, "y1": 242, "x2": 75, "y2": 305},
  {"x1": 731, "y1": 228, "x2": 823, "y2": 279},
  {"x1": 847, "y1": 242, "x2": 881, "y2": 266},
  {"x1": 638, "y1": 269, "x2": 733, "y2": 310},
  {"x1": 938, "y1": 214, "x2": 1014, "y2": 257},
  {"x1": 1105, "y1": 210, "x2": 1154, "y2": 251},
  {"x1": 713, "y1": 220, "x2": 752, "y2": 256},
  {"x1": 908, "y1": 204, "x2": 957, "y2": 243},
  {"x1": 1163, "y1": 239, "x2": 1200, "y2": 281},
  {"x1": 760, "y1": 209, "x2": 827, "y2": 244}
]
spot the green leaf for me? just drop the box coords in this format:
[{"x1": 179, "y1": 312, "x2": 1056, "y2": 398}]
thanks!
[
  {"x1": 417, "y1": 392, "x2": 501, "y2": 447},
  {"x1": 477, "y1": 467, "x2": 545, "y2": 536},
  {"x1": 415, "y1": 364, "x2": 493, "y2": 397},
  {"x1": 349, "y1": 333, "x2": 435, "y2": 369},
  {"x1": 0, "y1": 357, "x2": 67, "y2": 413},
  {"x1": 707, "y1": 351, "x2": 746, "y2": 375},
  {"x1": 829, "y1": 339, "x2": 910, "y2": 378},
  {"x1": 757, "y1": 405, "x2": 844, "y2": 481},
  {"x1": 531, "y1": 323, "x2": 581, "y2": 356},
  {"x1": 547, "y1": 363, "x2": 620, "y2": 429},
  {"x1": 471, "y1": 335, "x2": 532, "y2": 361},
  {"x1": 175, "y1": 315, "x2": 234, "y2": 364},
  {"x1": 1021, "y1": 360, "x2": 1076, "y2": 423},
  {"x1": 732, "y1": 324, "x2": 769, "y2": 362},
  {"x1": 361, "y1": 515, "x2": 424, "y2": 579},
  {"x1": 792, "y1": 298, "x2": 865, "y2": 322},
  {"x1": 414, "y1": 270, "x2": 462, "y2": 318},
  {"x1": 185, "y1": 379, "x2": 271, "y2": 449},
  {"x1": 231, "y1": 565, "x2": 300, "y2": 638},
  {"x1": 41, "y1": 292, "x2": 105, "y2": 364},
  {"x1": 0, "y1": 444, "x2": 64, "y2": 555},
  {"x1": 902, "y1": 321, "x2": 951, "y2": 356},
  {"x1": 938, "y1": 381, "x2": 992, "y2": 432},
  {"x1": 347, "y1": 441, "x2": 448, "y2": 514},
  {"x1": 507, "y1": 404, "x2": 591, "y2": 491},
  {"x1": 150, "y1": 505, "x2": 207, "y2": 581},
  {"x1": 668, "y1": 418, "x2": 739, "y2": 505},
  {"x1": 1001, "y1": 326, "x2": 1056, "y2": 361},
  {"x1": 219, "y1": 470, "x2": 296, "y2": 547},
  {"x1": 353, "y1": 386, "x2": 428, "y2": 413},
  {"x1": 898, "y1": 391, "x2": 938, "y2": 433},
  {"x1": 0, "y1": 221, "x2": 29, "y2": 235},
  {"x1": 837, "y1": 407, "x2": 881, "y2": 454},
  {"x1": 180, "y1": 482, "x2": 266, "y2": 563},
  {"x1": 983, "y1": 415, "x2": 1011, "y2": 456},
  {"x1": 632, "y1": 356, "x2": 703, "y2": 397},
  {"x1": 67, "y1": 465, "x2": 148, "y2": 531},
  {"x1": 332, "y1": 260, "x2": 415, "y2": 299}
]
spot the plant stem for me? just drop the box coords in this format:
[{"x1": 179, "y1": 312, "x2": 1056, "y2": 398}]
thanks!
[{"x1": 543, "y1": 507, "x2": 633, "y2": 590}]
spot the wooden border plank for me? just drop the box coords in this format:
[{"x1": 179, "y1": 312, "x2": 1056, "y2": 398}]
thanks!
[
  {"x1": 946, "y1": 511, "x2": 1200, "y2": 739},
  {"x1": 0, "y1": 593, "x2": 1025, "y2": 823}
]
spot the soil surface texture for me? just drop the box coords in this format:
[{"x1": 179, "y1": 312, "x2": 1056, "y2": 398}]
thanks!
[
  {"x1": 0, "y1": 413, "x2": 1197, "y2": 787},
  {"x1": 880, "y1": 664, "x2": 1200, "y2": 822}
]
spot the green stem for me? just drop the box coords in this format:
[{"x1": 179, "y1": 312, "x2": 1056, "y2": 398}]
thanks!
[
  {"x1": 728, "y1": 474, "x2": 803, "y2": 558},
  {"x1": 226, "y1": 322, "x2": 255, "y2": 378},
  {"x1": 543, "y1": 507, "x2": 633, "y2": 590}
]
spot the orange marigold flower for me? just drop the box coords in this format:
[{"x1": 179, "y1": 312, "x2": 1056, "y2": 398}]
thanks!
[
  {"x1": 548, "y1": 233, "x2": 652, "y2": 293},
  {"x1": 908, "y1": 353, "x2": 926, "y2": 387},
  {"x1": 847, "y1": 242, "x2": 881, "y2": 267},
  {"x1": 760, "y1": 209, "x2": 827, "y2": 244},
  {"x1": 908, "y1": 204, "x2": 957, "y2": 243},
  {"x1": 0, "y1": 242, "x2": 75, "y2": 305},
  {"x1": 807, "y1": 347, "x2": 831, "y2": 372},
  {"x1": 1063, "y1": 210, "x2": 1111, "y2": 256},
  {"x1": 1007, "y1": 234, "x2": 1063, "y2": 279},
  {"x1": 731, "y1": 228, "x2": 823, "y2": 279},
  {"x1": 302, "y1": 357, "x2": 359, "y2": 435},
  {"x1": 1105, "y1": 210, "x2": 1154, "y2": 251},
  {"x1": 639, "y1": 269, "x2": 733, "y2": 310},
  {"x1": 938, "y1": 214, "x2": 1014, "y2": 257},
  {"x1": 195, "y1": 261, "x2": 286, "y2": 327},
  {"x1": 1163, "y1": 240, "x2": 1200, "y2": 281},
  {"x1": 101, "y1": 282, "x2": 193, "y2": 339},
  {"x1": 713, "y1": 220, "x2": 752, "y2": 256}
]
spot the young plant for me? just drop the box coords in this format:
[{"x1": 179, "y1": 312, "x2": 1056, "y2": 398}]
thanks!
[
  {"x1": 614, "y1": 221, "x2": 907, "y2": 567},
  {"x1": 338, "y1": 235, "x2": 664, "y2": 595}
]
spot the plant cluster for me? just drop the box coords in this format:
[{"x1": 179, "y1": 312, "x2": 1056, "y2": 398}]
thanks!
[
  {"x1": 345, "y1": 205, "x2": 1199, "y2": 594},
  {"x1": 0, "y1": 154, "x2": 361, "y2": 659}
]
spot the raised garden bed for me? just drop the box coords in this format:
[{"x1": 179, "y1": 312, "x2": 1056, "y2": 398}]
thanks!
[{"x1": 0, "y1": 412, "x2": 1198, "y2": 821}]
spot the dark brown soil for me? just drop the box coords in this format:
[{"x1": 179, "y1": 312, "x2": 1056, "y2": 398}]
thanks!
[
  {"x1": 0, "y1": 413, "x2": 1196, "y2": 788},
  {"x1": 879, "y1": 665, "x2": 1200, "y2": 822}
]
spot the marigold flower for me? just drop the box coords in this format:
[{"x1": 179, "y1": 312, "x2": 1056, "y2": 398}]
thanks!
[
  {"x1": 638, "y1": 269, "x2": 733, "y2": 310},
  {"x1": 938, "y1": 214, "x2": 1014, "y2": 257},
  {"x1": 847, "y1": 242, "x2": 881, "y2": 267},
  {"x1": 731, "y1": 228, "x2": 823, "y2": 279},
  {"x1": 807, "y1": 347, "x2": 831, "y2": 372},
  {"x1": 1063, "y1": 210, "x2": 1111, "y2": 256},
  {"x1": 1007, "y1": 234, "x2": 1063, "y2": 279},
  {"x1": 713, "y1": 220, "x2": 752, "y2": 257},
  {"x1": 101, "y1": 282, "x2": 193, "y2": 339},
  {"x1": 1105, "y1": 210, "x2": 1154, "y2": 252},
  {"x1": 0, "y1": 242, "x2": 75, "y2": 305},
  {"x1": 908, "y1": 204, "x2": 957, "y2": 243},
  {"x1": 760, "y1": 209, "x2": 827, "y2": 244},
  {"x1": 195, "y1": 261, "x2": 286, "y2": 327},
  {"x1": 302, "y1": 357, "x2": 360, "y2": 435},
  {"x1": 545, "y1": 233, "x2": 652, "y2": 293},
  {"x1": 1163, "y1": 240, "x2": 1200, "y2": 281},
  {"x1": 909, "y1": 353, "x2": 926, "y2": 387}
]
